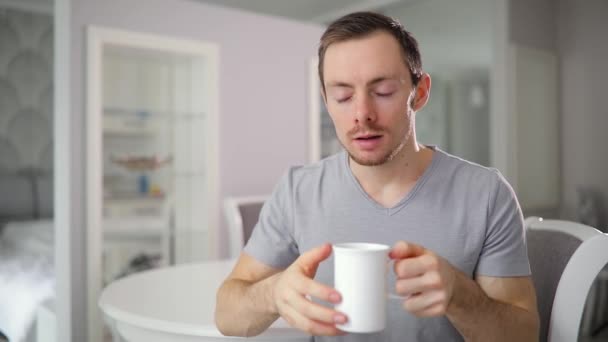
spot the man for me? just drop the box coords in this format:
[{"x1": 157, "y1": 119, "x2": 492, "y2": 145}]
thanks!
[{"x1": 215, "y1": 11, "x2": 539, "y2": 341}]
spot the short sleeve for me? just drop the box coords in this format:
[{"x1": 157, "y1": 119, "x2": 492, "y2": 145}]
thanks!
[
  {"x1": 243, "y1": 168, "x2": 300, "y2": 269},
  {"x1": 475, "y1": 170, "x2": 531, "y2": 277}
]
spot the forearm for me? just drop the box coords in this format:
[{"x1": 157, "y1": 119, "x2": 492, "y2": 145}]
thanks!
[
  {"x1": 446, "y1": 272, "x2": 539, "y2": 342},
  {"x1": 215, "y1": 273, "x2": 281, "y2": 337}
]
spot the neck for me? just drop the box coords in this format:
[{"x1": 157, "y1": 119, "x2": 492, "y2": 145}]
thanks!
[{"x1": 349, "y1": 141, "x2": 434, "y2": 207}]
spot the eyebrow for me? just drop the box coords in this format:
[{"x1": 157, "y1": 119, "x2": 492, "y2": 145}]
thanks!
[{"x1": 326, "y1": 75, "x2": 401, "y2": 89}]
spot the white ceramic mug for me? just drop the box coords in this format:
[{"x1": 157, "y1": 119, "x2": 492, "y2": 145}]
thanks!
[{"x1": 333, "y1": 242, "x2": 396, "y2": 333}]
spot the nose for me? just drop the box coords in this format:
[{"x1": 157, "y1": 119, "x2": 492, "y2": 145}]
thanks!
[{"x1": 354, "y1": 93, "x2": 376, "y2": 124}]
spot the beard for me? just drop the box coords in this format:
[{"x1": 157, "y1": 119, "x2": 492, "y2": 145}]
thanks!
[
  {"x1": 340, "y1": 122, "x2": 411, "y2": 167},
  {"x1": 348, "y1": 139, "x2": 406, "y2": 166}
]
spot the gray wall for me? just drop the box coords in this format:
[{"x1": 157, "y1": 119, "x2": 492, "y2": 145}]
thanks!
[
  {"x1": 507, "y1": 0, "x2": 561, "y2": 217},
  {"x1": 558, "y1": 0, "x2": 608, "y2": 226},
  {"x1": 66, "y1": 0, "x2": 322, "y2": 339},
  {"x1": 447, "y1": 71, "x2": 490, "y2": 166},
  {"x1": 509, "y1": 0, "x2": 608, "y2": 226},
  {"x1": 383, "y1": 0, "x2": 493, "y2": 166},
  {"x1": 509, "y1": 0, "x2": 556, "y2": 51}
]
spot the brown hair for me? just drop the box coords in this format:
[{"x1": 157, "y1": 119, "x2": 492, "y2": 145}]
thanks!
[{"x1": 318, "y1": 11, "x2": 423, "y2": 94}]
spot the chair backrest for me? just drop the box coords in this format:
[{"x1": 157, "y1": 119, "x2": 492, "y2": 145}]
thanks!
[
  {"x1": 223, "y1": 196, "x2": 267, "y2": 258},
  {"x1": 525, "y1": 216, "x2": 608, "y2": 342}
]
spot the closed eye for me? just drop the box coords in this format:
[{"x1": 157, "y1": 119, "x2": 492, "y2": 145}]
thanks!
[
  {"x1": 336, "y1": 96, "x2": 352, "y2": 103},
  {"x1": 375, "y1": 92, "x2": 394, "y2": 98}
]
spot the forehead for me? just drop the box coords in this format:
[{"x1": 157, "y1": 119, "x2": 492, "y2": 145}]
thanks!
[{"x1": 323, "y1": 31, "x2": 410, "y2": 84}]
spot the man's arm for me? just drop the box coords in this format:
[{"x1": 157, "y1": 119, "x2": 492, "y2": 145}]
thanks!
[
  {"x1": 214, "y1": 253, "x2": 282, "y2": 336},
  {"x1": 446, "y1": 273, "x2": 539, "y2": 341},
  {"x1": 390, "y1": 241, "x2": 539, "y2": 342},
  {"x1": 215, "y1": 244, "x2": 347, "y2": 337}
]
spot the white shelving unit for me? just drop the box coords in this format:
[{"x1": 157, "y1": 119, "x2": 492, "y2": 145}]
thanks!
[{"x1": 86, "y1": 27, "x2": 219, "y2": 342}]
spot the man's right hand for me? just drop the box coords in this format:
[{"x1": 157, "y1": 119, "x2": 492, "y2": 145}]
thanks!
[{"x1": 272, "y1": 243, "x2": 348, "y2": 336}]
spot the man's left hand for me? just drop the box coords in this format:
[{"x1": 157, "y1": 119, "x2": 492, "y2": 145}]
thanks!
[{"x1": 389, "y1": 241, "x2": 457, "y2": 317}]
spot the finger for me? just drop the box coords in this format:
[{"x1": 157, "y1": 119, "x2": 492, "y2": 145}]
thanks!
[
  {"x1": 296, "y1": 243, "x2": 332, "y2": 275},
  {"x1": 395, "y1": 271, "x2": 442, "y2": 296},
  {"x1": 403, "y1": 289, "x2": 446, "y2": 313},
  {"x1": 393, "y1": 256, "x2": 431, "y2": 278},
  {"x1": 287, "y1": 294, "x2": 347, "y2": 325},
  {"x1": 417, "y1": 302, "x2": 447, "y2": 317},
  {"x1": 281, "y1": 302, "x2": 346, "y2": 336},
  {"x1": 293, "y1": 276, "x2": 342, "y2": 303},
  {"x1": 389, "y1": 241, "x2": 426, "y2": 259}
]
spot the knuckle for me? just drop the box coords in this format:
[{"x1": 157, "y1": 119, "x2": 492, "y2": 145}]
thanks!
[
  {"x1": 425, "y1": 255, "x2": 439, "y2": 270},
  {"x1": 281, "y1": 290, "x2": 293, "y2": 305},
  {"x1": 300, "y1": 281, "x2": 310, "y2": 294},
  {"x1": 283, "y1": 313, "x2": 295, "y2": 326},
  {"x1": 396, "y1": 261, "x2": 409, "y2": 277},
  {"x1": 301, "y1": 321, "x2": 314, "y2": 334},
  {"x1": 437, "y1": 291, "x2": 447, "y2": 303},
  {"x1": 435, "y1": 305, "x2": 447, "y2": 315},
  {"x1": 395, "y1": 280, "x2": 407, "y2": 294},
  {"x1": 402, "y1": 299, "x2": 414, "y2": 312},
  {"x1": 301, "y1": 303, "x2": 314, "y2": 317},
  {"x1": 422, "y1": 306, "x2": 443, "y2": 317},
  {"x1": 427, "y1": 272, "x2": 442, "y2": 287},
  {"x1": 393, "y1": 261, "x2": 402, "y2": 276}
]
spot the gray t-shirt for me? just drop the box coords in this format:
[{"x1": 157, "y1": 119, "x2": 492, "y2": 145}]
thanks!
[{"x1": 244, "y1": 148, "x2": 530, "y2": 342}]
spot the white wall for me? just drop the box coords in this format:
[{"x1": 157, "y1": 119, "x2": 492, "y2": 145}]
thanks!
[
  {"x1": 58, "y1": 0, "x2": 323, "y2": 339},
  {"x1": 558, "y1": 0, "x2": 608, "y2": 226}
]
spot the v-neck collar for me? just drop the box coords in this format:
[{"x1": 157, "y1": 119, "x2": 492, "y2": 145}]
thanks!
[{"x1": 343, "y1": 147, "x2": 442, "y2": 216}]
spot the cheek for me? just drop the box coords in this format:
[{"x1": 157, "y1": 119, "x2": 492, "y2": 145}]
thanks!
[
  {"x1": 326, "y1": 104, "x2": 351, "y2": 125},
  {"x1": 329, "y1": 114, "x2": 348, "y2": 133},
  {"x1": 326, "y1": 100, "x2": 352, "y2": 115}
]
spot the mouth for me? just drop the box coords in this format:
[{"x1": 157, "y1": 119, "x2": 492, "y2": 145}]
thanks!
[
  {"x1": 354, "y1": 134, "x2": 383, "y2": 141},
  {"x1": 352, "y1": 134, "x2": 383, "y2": 150}
]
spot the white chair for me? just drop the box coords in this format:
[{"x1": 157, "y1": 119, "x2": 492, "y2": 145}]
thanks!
[
  {"x1": 223, "y1": 196, "x2": 267, "y2": 258},
  {"x1": 525, "y1": 216, "x2": 608, "y2": 342}
]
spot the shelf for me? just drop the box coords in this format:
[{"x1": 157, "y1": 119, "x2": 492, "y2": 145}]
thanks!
[
  {"x1": 173, "y1": 171, "x2": 205, "y2": 177},
  {"x1": 104, "y1": 194, "x2": 166, "y2": 201},
  {"x1": 102, "y1": 107, "x2": 205, "y2": 135},
  {"x1": 104, "y1": 195, "x2": 167, "y2": 218},
  {"x1": 103, "y1": 107, "x2": 206, "y2": 119},
  {"x1": 103, "y1": 216, "x2": 168, "y2": 234}
]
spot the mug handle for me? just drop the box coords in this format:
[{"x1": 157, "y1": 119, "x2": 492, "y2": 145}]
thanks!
[{"x1": 388, "y1": 293, "x2": 409, "y2": 300}]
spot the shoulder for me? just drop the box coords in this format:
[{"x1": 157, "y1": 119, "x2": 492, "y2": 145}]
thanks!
[
  {"x1": 283, "y1": 152, "x2": 344, "y2": 188},
  {"x1": 434, "y1": 148, "x2": 510, "y2": 190},
  {"x1": 430, "y1": 149, "x2": 517, "y2": 208},
  {"x1": 270, "y1": 153, "x2": 346, "y2": 208}
]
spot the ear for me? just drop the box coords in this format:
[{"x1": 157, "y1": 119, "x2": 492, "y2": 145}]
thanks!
[{"x1": 411, "y1": 73, "x2": 431, "y2": 112}]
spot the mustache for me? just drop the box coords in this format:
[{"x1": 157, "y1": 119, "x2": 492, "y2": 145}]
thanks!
[{"x1": 347, "y1": 123, "x2": 385, "y2": 138}]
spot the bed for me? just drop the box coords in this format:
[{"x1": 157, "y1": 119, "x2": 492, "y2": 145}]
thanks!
[{"x1": 0, "y1": 172, "x2": 54, "y2": 342}]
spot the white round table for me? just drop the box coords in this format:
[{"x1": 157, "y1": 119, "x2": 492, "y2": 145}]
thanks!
[{"x1": 99, "y1": 259, "x2": 310, "y2": 342}]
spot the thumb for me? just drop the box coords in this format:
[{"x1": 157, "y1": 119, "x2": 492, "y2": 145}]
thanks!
[
  {"x1": 389, "y1": 241, "x2": 425, "y2": 259},
  {"x1": 296, "y1": 243, "x2": 332, "y2": 276}
]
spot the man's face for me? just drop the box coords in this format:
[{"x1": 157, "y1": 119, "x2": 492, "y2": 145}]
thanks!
[{"x1": 323, "y1": 31, "x2": 417, "y2": 166}]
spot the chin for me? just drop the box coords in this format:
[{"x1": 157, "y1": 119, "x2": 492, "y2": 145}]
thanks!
[{"x1": 348, "y1": 150, "x2": 394, "y2": 166}]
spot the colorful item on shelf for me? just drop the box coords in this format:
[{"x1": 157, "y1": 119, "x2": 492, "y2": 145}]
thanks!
[
  {"x1": 149, "y1": 183, "x2": 164, "y2": 197},
  {"x1": 137, "y1": 174, "x2": 149, "y2": 194},
  {"x1": 110, "y1": 155, "x2": 172, "y2": 171}
]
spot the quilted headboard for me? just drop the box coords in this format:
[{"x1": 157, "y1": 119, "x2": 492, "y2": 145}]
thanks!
[
  {"x1": 0, "y1": 8, "x2": 53, "y2": 227},
  {"x1": 0, "y1": 171, "x2": 52, "y2": 227}
]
